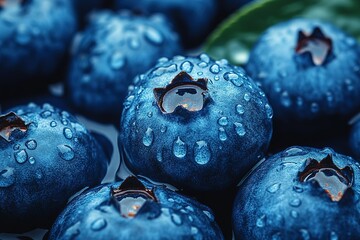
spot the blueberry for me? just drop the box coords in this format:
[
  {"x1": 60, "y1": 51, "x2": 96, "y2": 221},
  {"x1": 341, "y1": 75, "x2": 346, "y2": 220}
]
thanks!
[
  {"x1": 115, "y1": 0, "x2": 217, "y2": 48},
  {"x1": 67, "y1": 10, "x2": 181, "y2": 121},
  {"x1": 119, "y1": 54, "x2": 273, "y2": 191},
  {"x1": 233, "y1": 146, "x2": 360, "y2": 239},
  {"x1": 0, "y1": 0, "x2": 76, "y2": 90},
  {"x1": 246, "y1": 18, "x2": 360, "y2": 133},
  {"x1": 349, "y1": 116, "x2": 360, "y2": 160},
  {"x1": 0, "y1": 103, "x2": 108, "y2": 232},
  {"x1": 72, "y1": 0, "x2": 102, "y2": 25},
  {"x1": 48, "y1": 176, "x2": 224, "y2": 239}
]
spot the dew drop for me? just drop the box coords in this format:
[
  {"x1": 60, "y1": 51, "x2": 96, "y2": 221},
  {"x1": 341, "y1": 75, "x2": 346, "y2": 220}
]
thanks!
[
  {"x1": 243, "y1": 93, "x2": 251, "y2": 101},
  {"x1": 210, "y1": 64, "x2": 220, "y2": 74},
  {"x1": 25, "y1": 140, "x2": 37, "y2": 150},
  {"x1": 123, "y1": 95, "x2": 134, "y2": 109},
  {"x1": 57, "y1": 145, "x2": 75, "y2": 161},
  {"x1": 264, "y1": 104, "x2": 273, "y2": 119},
  {"x1": 330, "y1": 231, "x2": 338, "y2": 240},
  {"x1": 256, "y1": 215, "x2": 266, "y2": 228},
  {"x1": 293, "y1": 185, "x2": 304, "y2": 193},
  {"x1": 151, "y1": 64, "x2": 177, "y2": 77},
  {"x1": 142, "y1": 128, "x2": 154, "y2": 147},
  {"x1": 61, "y1": 119, "x2": 68, "y2": 125},
  {"x1": 290, "y1": 210, "x2": 299, "y2": 218},
  {"x1": 180, "y1": 61, "x2": 193, "y2": 73},
  {"x1": 41, "y1": 110, "x2": 52, "y2": 118},
  {"x1": 191, "y1": 226, "x2": 199, "y2": 234},
  {"x1": 147, "y1": 112, "x2": 153, "y2": 118},
  {"x1": 173, "y1": 137, "x2": 187, "y2": 158},
  {"x1": 50, "y1": 121, "x2": 57, "y2": 127},
  {"x1": 14, "y1": 149, "x2": 28, "y2": 164},
  {"x1": 63, "y1": 128, "x2": 73, "y2": 139},
  {"x1": 236, "y1": 104, "x2": 245, "y2": 115},
  {"x1": 160, "y1": 125, "x2": 167, "y2": 133},
  {"x1": 128, "y1": 38, "x2": 140, "y2": 49},
  {"x1": 109, "y1": 52, "x2": 126, "y2": 70},
  {"x1": 217, "y1": 117, "x2": 228, "y2": 126},
  {"x1": 285, "y1": 147, "x2": 305, "y2": 156},
  {"x1": 171, "y1": 213, "x2": 182, "y2": 225},
  {"x1": 281, "y1": 91, "x2": 291, "y2": 107},
  {"x1": 91, "y1": 218, "x2": 107, "y2": 231},
  {"x1": 200, "y1": 53, "x2": 210, "y2": 63},
  {"x1": 214, "y1": 76, "x2": 220, "y2": 81},
  {"x1": 144, "y1": 27, "x2": 163, "y2": 45},
  {"x1": 218, "y1": 127, "x2": 227, "y2": 141},
  {"x1": 156, "y1": 148, "x2": 163, "y2": 162},
  {"x1": 299, "y1": 229, "x2": 310, "y2": 240},
  {"x1": 13, "y1": 144, "x2": 20, "y2": 151},
  {"x1": 194, "y1": 141, "x2": 211, "y2": 165},
  {"x1": 289, "y1": 199, "x2": 301, "y2": 207},
  {"x1": 273, "y1": 82, "x2": 281, "y2": 93},
  {"x1": 234, "y1": 122, "x2": 246, "y2": 136},
  {"x1": 29, "y1": 157, "x2": 35, "y2": 164},
  {"x1": 198, "y1": 62, "x2": 207, "y2": 68},
  {"x1": 224, "y1": 72, "x2": 244, "y2": 87},
  {"x1": 266, "y1": 183, "x2": 281, "y2": 193}
]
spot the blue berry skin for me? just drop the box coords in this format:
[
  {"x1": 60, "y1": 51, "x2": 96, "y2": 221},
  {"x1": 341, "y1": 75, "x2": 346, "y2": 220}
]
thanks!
[
  {"x1": 233, "y1": 146, "x2": 360, "y2": 239},
  {"x1": 349, "y1": 118, "x2": 360, "y2": 160},
  {"x1": 115, "y1": 0, "x2": 217, "y2": 48},
  {"x1": 67, "y1": 11, "x2": 181, "y2": 120},
  {"x1": 119, "y1": 54, "x2": 273, "y2": 191},
  {"x1": 0, "y1": 103, "x2": 108, "y2": 232},
  {"x1": 48, "y1": 176, "x2": 224, "y2": 239},
  {"x1": 246, "y1": 18, "x2": 360, "y2": 132},
  {"x1": 0, "y1": 0, "x2": 77, "y2": 88}
]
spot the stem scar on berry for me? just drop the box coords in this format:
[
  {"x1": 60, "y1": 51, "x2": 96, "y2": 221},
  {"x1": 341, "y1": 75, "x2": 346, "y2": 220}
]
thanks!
[
  {"x1": 111, "y1": 176, "x2": 157, "y2": 218},
  {"x1": 299, "y1": 154, "x2": 353, "y2": 202},
  {"x1": 153, "y1": 71, "x2": 208, "y2": 114},
  {"x1": 295, "y1": 26, "x2": 333, "y2": 66},
  {"x1": 0, "y1": 112, "x2": 28, "y2": 142}
]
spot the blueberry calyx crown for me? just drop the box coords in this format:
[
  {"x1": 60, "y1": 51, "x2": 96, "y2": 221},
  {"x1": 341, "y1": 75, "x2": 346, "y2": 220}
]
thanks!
[
  {"x1": 0, "y1": 112, "x2": 28, "y2": 142},
  {"x1": 111, "y1": 176, "x2": 158, "y2": 218},
  {"x1": 299, "y1": 154, "x2": 353, "y2": 202},
  {"x1": 295, "y1": 26, "x2": 332, "y2": 66},
  {"x1": 153, "y1": 71, "x2": 208, "y2": 114}
]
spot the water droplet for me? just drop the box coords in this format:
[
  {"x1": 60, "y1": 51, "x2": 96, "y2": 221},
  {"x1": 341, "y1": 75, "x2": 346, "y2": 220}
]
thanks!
[
  {"x1": 218, "y1": 127, "x2": 228, "y2": 141},
  {"x1": 234, "y1": 122, "x2": 246, "y2": 136},
  {"x1": 35, "y1": 169, "x2": 43, "y2": 179},
  {"x1": 147, "y1": 112, "x2": 153, "y2": 118},
  {"x1": 29, "y1": 157, "x2": 35, "y2": 164},
  {"x1": 194, "y1": 141, "x2": 211, "y2": 165},
  {"x1": 200, "y1": 54, "x2": 210, "y2": 63},
  {"x1": 330, "y1": 231, "x2": 338, "y2": 240},
  {"x1": 289, "y1": 199, "x2": 301, "y2": 207},
  {"x1": 14, "y1": 150, "x2": 28, "y2": 164},
  {"x1": 214, "y1": 76, "x2": 220, "y2": 81},
  {"x1": 203, "y1": 210, "x2": 214, "y2": 221},
  {"x1": 267, "y1": 183, "x2": 281, "y2": 193},
  {"x1": 0, "y1": 167, "x2": 15, "y2": 188},
  {"x1": 285, "y1": 147, "x2": 305, "y2": 156},
  {"x1": 191, "y1": 226, "x2": 199, "y2": 234},
  {"x1": 210, "y1": 64, "x2": 220, "y2": 74},
  {"x1": 50, "y1": 121, "x2": 57, "y2": 127},
  {"x1": 299, "y1": 229, "x2": 310, "y2": 240},
  {"x1": 217, "y1": 117, "x2": 228, "y2": 126},
  {"x1": 236, "y1": 104, "x2": 245, "y2": 115},
  {"x1": 157, "y1": 57, "x2": 169, "y2": 64},
  {"x1": 41, "y1": 110, "x2": 52, "y2": 118},
  {"x1": 156, "y1": 148, "x2": 163, "y2": 162},
  {"x1": 128, "y1": 38, "x2": 140, "y2": 49},
  {"x1": 25, "y1": 140, "x2": 37, "y2": 150},
  {"x1": 173, "y1": 137, "x2": 187, "y2": 158},
  {"x1": 63, "y1": 128, "x2": 73, "y2": 139},
  {"x1": 345, "y1": 37, "x2": 356, "y2": 47},
  {"x1": 264, "y1": 104, "x2": 273, "y2": 119},
  {"x1": 13, "y1": 144, "x2": 20, "y2": 150},
  {"x1": 311, "y1": 102, "x2": 319, "y2": 113},
  {"x1": 198, "y1": 62, "x2": 208, "y2": 68},
  {"x1": 160, "y1": 125, "x2": 167, "y2": 133},
  {"x1": 109, "y1": 52, "x2": 125, "y2": 70},
  {"x1": 62, "y1": 119, "x2": 69, "y2": 125},
  {"x1": 171, "y1": 213, "x2": 182, "y2": 225},
  {"x1": 224, "y1": 72, "x2": 244, "y2": 87},
  {"x1": 91, "y1": 218, "x2": 107, "y2": 231},
  {"x1": 290, "y1": 210, "x2": 299, "y2": 218},
  {"x1": 142, "y1": 128, "x2": 154, "y2": 147},
  {"x1": 144, "y1": 27, "x2": 163, "y2": 45},
  {"x1": 151, "y1": 64, "x2": 177, "y2": 77},
  {"x1": 293, "y1": 185, "x2": 304, "y2": 193},
  {"x1": 197, "y1": 71, "x2": 203, "y2": 76},
  {"x1": 16, "y1": 25, "x2": 31, "y2": 45},
  {"x1": 256, "y1": 215, "x2": 266, "y2": 228},
  {"x1": 281, "y1": 91, "x2": 291, "y2": 107},
  {"x1": 168, "y1": 198, "x2": 175, "y2": 202},
  {"x1": 243, "y1": 93, "x2": 251, "y2": 101},
  {"x1": 57, "y1": 145, "x2": 75, "y2": 161},
  {"x1": 123, "y1": 95, "x2": 134, "y2": 109},
  {"x1": 180, "y1": 61, "x2": 193, "y2": 73}
]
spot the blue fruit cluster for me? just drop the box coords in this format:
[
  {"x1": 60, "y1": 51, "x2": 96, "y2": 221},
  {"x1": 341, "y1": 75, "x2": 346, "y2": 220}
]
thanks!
[
  {"x1": 1, "y1": 1, "x2": 360, "y2": 239},
  {"x1": 119, "y1": 54, "x2": 273, "y2": 191},
  {"x1": 67, "y1": 10, "x2": 181, "y2": 119}
]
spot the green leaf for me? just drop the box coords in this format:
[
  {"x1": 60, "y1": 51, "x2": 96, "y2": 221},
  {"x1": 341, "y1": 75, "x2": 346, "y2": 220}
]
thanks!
[{"x1": 204, "y1": 0, "x2": 360, "y2": 65}]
